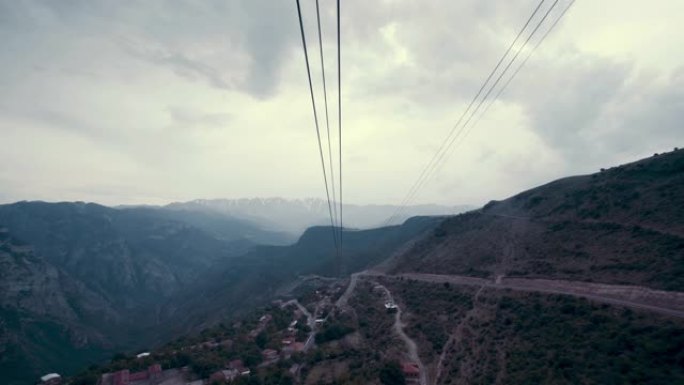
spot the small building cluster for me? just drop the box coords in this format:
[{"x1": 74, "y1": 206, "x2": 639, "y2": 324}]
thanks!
[
  {"x1": 209, "y1": 359, "x2": 251, "y2": 383},
  {"x1": 100, "y1": 364, "x2": 164, "y2": 385},
  {"x1": 53, "y1": 283, "x2": 339, "y2": 385}
]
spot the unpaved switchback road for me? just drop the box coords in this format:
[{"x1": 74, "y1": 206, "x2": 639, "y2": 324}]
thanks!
[
  {"x1": 363, "y1": 272, "x2": 684, "y2": 319},
  {"x1": 335, "y1": 273, "x2": 360, "y2": 309},
  {"x1": 433, "y1": 285, "x2": 486, "y2": 385},
  {"x1": 335, "y1": 269, "x2": 684, "y2": 384},
  {"x1": 283, "y1": 299, "x2": 316, "y2": 351},
  {"x1": 373, "y1": 281, "x2": 428, "y2": 385}
]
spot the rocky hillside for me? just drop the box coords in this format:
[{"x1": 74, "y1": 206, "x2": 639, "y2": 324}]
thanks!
[
  {"x1": 0, "y1": 229, "x2": 115, "y2": 384},
  {"x1": 342, "y1": 277, "x2": 684, "y2": 384},
  {"x1": 0, "y1": 202, "x2": 260, "y2": 385},
  {"x1": 0, "y1": 202, "x2": 251, "y2": 307},
  {"x1": 390, "y1": 148, "x2": 684, "y2": 291}
]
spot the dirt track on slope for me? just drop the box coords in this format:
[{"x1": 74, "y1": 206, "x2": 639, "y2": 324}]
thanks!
[
  {"x1": 372, "y1": 281, "x2": 428, "y2": 385},
  {"x1": 360, "y1": 272, "x2": 684, "y2": 319}
]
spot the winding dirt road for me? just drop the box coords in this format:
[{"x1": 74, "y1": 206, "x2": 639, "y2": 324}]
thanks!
[
  {"x1": 362, "y1": 272, "x2": 684, "y2": 319},
  {"x1": 372, "y1": 281, "x2": 428, "y2": 385},
  {"x1": 335, "y1": 273, "x2": 360, "y2": 309},
  {"x1": 334, "y1": 269, "x2": 684, "y2": 384},
  {"x1": 283, "y1": 299, "x2": 317, "y2": 351}
]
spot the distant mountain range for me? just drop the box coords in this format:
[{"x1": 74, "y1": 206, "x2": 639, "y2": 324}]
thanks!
[{"x1": 163, "y1": 198, "x2": 472, "y2": 234}]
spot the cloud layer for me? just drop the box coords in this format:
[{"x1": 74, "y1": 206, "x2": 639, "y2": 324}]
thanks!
[{"x1": 1, "y1": 0, "x2": 683, "y2": 207}]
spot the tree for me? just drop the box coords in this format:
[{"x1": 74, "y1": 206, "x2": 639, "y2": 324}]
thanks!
[
  {"x1": 255, "y1": 331, "x2": 269, "y2": 349},
  {"x1": 70, "y1": 373, "x2": 98, "y2": 385},
  {"x1": 379, "y1": 362, "x2": 406, "y2": 385},
  {"x1": 241, "y1": 346, "x2": 262, "y2": 367},
  {"x1": 111, "y1": 353, "x2": 127, "y2": 362},
  {"x1": 190, "y1": 355, "x2": 222, "y2": 379}
]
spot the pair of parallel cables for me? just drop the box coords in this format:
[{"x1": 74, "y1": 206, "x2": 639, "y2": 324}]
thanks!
[
  {"x1": 295, "y1": 0, "x2": 344, "y2": 265},
  {"x1": 385, "y1": 0, "x2": 576, "y2": 226}
]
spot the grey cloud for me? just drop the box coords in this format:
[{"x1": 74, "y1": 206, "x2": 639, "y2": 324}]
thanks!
[
  {"x1": 509, "y1": 55, "x2": 684, "y2": 168},
  {"x1": 123, "y1": 45, "x2": 234, "y2": 90},
  {"x1": 593, "y1": 68, "x2": 684, "y2": 153},
  {"x1": 30, "y1": 109, "x2": 110, "y2": 140},
  {"x1": 1, "y1": 0, "x2": 682, "y2": 207},
  {"x1": 167, "y1": 106, "x2": 232, "y2": 129},
  {"x1": 2, "y1": 0, "x2": 298, "y2": 99},
  {"x1": 514, "y1": 56, "x2": 632, "y2": 154},
  {"x1": 240, "y1": 1, "x2": 298, "y2": 98},
  {"x1": 340, "y1": 0, "x2": 544, "y2": 106}
]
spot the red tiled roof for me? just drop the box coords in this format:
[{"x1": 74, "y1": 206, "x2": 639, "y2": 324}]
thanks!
[
  {"x1": 262, "y1": 349, "x2": 278, "y2": 357},
  {"x1": 402, "y1": 362, "x2": 420, "y2": 375},
  {"x1": 148, "y1": 364, "x2": 162, "y2": 374},
  {"x1": 128, "y1": 370, "x2": 148, "y2": 381},
  {"x1": 112, "y1": 370, "x2": 130, "y2": 385},
  {"x1": 229, "y1": 359, "x2": 244, "y2": 369},
  {"x1": 210, "y1": 371, "x2": 226, "y2": 382}
]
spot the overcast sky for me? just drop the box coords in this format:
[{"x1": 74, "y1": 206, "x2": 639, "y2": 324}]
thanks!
[{"x1": 1, "y1": 0, "x2": 683, "y2": 207}]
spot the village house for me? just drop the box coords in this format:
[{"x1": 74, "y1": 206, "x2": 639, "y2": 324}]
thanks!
[
  {"x1": 249, "y1": 314, "x2": 273, "y2": 339},
  {"x1": 261, "y1": 349, "x2": 279, "y2": 361},
  {"x1": 282, "y1": 342, "x2": 306, "y2": 357},
  {"x1": 210, "y1": 369, "x2": 239, "y2": 383},
  {"x1": 401, "y1": 362, "x2": 420, "y2": 381},
  {"x1": 228, "y1": 359, "x2": 251, "y2": 376},
  {"x1": 100, "y1": 364, "x2": 163, "y2": 385},
  {"x1": 200, "y1": 340, "x2": 220, "y2": 349}
]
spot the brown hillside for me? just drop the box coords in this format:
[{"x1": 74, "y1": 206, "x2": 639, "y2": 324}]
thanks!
[{"x1": 390, "y1": 148, "x2": 684, "y2": 291}]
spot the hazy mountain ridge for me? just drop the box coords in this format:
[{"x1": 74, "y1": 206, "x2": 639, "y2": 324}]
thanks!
[{"x1": 165, "y1": 197, "x2": 471, "y2": 234}]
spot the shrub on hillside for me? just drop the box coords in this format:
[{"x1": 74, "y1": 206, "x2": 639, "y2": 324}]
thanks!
[{"x1": 379, "y1": 361, "x2": 406, "y2": 385}]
